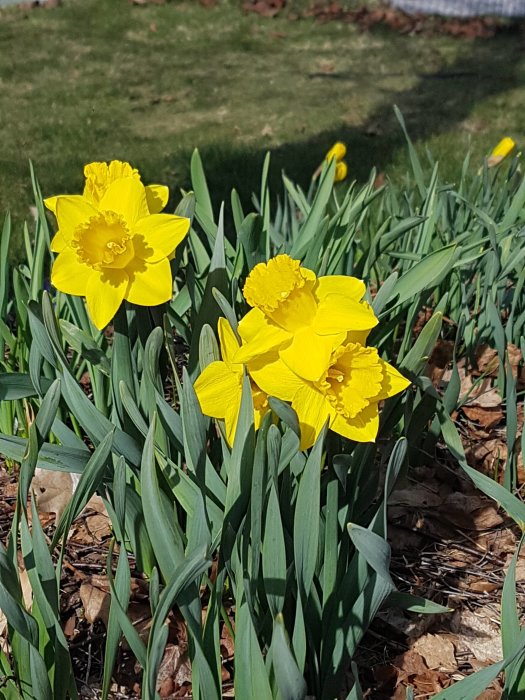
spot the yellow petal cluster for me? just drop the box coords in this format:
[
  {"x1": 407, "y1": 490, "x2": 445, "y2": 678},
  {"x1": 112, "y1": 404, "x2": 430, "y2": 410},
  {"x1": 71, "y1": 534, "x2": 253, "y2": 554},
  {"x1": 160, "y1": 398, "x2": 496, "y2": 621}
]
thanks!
[
  {"x1": 45, "y1": 161, "x2": 190, "y2": 330},
  {"x1": 194, "y1": 254, "x2": 410, "y2": 449}
]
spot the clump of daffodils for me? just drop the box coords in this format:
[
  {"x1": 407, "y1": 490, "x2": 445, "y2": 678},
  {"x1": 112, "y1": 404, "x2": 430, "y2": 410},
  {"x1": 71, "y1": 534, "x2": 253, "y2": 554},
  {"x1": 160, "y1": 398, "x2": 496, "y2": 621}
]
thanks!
[
  {"x1": 45, "y1": 161, "x2": 190, "y2": 329},
  {"x1": 195, "y1": 254, "x2": 409, "y2": 449}
]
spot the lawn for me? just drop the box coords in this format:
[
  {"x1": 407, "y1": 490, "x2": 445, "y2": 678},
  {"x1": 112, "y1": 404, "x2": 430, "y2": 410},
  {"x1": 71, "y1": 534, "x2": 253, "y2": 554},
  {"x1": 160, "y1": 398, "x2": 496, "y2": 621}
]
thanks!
[{"x1": 1, "y1": 0, "x2": 525, "y2": 256}]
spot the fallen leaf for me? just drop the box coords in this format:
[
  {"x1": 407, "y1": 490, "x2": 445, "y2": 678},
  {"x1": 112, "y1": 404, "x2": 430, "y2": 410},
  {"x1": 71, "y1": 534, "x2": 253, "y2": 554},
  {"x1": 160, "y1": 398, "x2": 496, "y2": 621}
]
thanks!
[
  {"x1": 451, "y1": 605, "x2": 502, "y2": 663},
  {"x1": 156, "y1": 643, "x2": 192, "y2": 698},
  {"x1": 80, "y1": 577, "x2": 110, "y2": 626},
  {"x1": 412, "y1": 634, "x2": 456, "y2": 671}
]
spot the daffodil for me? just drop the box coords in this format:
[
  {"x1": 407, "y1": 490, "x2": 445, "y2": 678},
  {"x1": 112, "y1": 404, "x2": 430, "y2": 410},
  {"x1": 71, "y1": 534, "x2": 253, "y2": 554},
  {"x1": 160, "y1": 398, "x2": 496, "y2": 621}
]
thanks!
[
  {"x1": 194, "y1": 318, "x2": 269, "y2": 446},
  {"x1": 488, "y1": 137, "x2": 516, "y2": 168},
  {"x1": 234, "y1": 255, "x2": 378, "y2": 383},
  {"x1": 49, "y1": 176, "x2": 190, "y2": 329},
  {"x1": 248, "y1": 342, "x2": 410, "y2": 450},
  {"x1": 45, "y1": 160, "x2": 169, "y2": 253},
  {"x1": 313, "y1": 142, "x2": 348, "y2": 182},
  {"x1": 326, "y1": 142, "x2": 347, "y2": 164},
  {"x1": 334, "y1": 161, "x2": 348, "y2": 182}
]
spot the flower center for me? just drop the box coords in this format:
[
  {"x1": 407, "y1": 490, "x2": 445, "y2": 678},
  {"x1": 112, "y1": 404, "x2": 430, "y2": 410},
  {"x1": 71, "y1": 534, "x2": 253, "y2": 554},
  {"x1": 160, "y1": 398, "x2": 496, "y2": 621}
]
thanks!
[
  {"x1": 316, "y1": 344, "x2": 383, "y2": 420},
  {"x1": 71, "y1": 211, "x2": 135, "y2": 270}
]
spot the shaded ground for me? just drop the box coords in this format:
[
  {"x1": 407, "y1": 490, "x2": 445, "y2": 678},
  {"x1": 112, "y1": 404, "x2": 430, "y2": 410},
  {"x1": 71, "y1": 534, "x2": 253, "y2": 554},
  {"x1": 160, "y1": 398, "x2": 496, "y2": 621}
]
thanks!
[{"x1": 1, "y1": 0, "x2": 525, "y2": 256}]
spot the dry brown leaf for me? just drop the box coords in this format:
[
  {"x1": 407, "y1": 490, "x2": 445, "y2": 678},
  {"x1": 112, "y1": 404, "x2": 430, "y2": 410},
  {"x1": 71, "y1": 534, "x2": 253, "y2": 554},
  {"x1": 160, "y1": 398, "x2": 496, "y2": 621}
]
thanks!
[
  {"x1": 477, "y1": 688, "x2": 503, "y2": 699},
  {"x1": 462, "y1": 405, "x2": 503, "y2": 429},
  {"x1": 393, "y1": 649, "x2": 429, "y2": 677},
  {"x1": 31, "y1": 468, "x2": 109, "y2": 534},
  {"x1": 389, "y1": 485, "x2": 443, "y2": 509},
  {"x1": 80, "y1": 577, "x2": 110, "y2": 626},
  {"x1": 469, "y1": 579, "x2": 500, "y2": 593},
  {"x1": 412, "y1": 633, "x2": 456, "y2": 671},
  {"x1": 451, "y1": 605, "x2": 502, "y2": 663},
  {"x1": 156, "y1": 643, "x2": 192, "y2": 698}
]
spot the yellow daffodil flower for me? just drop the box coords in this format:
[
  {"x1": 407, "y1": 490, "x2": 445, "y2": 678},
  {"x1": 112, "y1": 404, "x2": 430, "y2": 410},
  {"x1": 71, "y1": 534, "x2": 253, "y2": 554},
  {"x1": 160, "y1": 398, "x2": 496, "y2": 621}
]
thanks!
[
  {"x1": 334, "y1": 161, "x2": 348, "y2": 182},
  {"x1": 487, "y1": 137, "x2": 516, "y2": 168},
  {"x1": 326, "y1": 142, "x2": 347, "y2": 164},
  {"x1": 46, "y1": 160, "x2": 169, "y2": 253},
  {"x1": 194, "y1": 318, "x2": 269, "y2": 446},
  {"x1": 234, "y1": 254, "x2": 378, "y2": 383},
  {"x1": 49, "y1": 176, "x2": 190, "y2": 329},
  {"x1": 248, "y1": 342, "x2": 410, "y2": 450}
]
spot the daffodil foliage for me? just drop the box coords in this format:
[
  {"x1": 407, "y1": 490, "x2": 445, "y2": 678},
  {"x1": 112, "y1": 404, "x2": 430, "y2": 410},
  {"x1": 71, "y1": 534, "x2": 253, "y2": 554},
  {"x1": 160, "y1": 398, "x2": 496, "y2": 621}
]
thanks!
[{"x1": 1, "y1": 138, "x2": 523, "y2": 700}]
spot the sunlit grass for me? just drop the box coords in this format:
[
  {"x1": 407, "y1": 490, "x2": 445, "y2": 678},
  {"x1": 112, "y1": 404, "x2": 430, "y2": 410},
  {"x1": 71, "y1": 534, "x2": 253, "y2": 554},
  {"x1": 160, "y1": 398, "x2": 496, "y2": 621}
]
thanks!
[{"x1": 1, "y1": 0, "x2": 524, "y2": 257}]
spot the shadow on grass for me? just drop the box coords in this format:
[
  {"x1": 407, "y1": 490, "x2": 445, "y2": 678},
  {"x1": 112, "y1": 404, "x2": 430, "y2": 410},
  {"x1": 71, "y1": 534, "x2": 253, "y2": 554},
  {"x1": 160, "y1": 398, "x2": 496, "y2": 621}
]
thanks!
[{"x1": 179, "y1": 32, "x2": 521, "y2": 216}]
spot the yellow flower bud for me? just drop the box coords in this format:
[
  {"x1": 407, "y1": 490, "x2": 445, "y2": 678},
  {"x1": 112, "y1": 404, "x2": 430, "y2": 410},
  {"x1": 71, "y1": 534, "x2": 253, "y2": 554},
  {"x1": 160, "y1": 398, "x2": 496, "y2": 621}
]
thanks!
[
  {"x1": 325, "y1": 142, "x2": 347, "y2": 163},
  {"x1": 334, "y1": 161, "x2": 348, "y2": 182},
  {"x1": 488, "y1": 137, "x2": 516, "y2": 167}
]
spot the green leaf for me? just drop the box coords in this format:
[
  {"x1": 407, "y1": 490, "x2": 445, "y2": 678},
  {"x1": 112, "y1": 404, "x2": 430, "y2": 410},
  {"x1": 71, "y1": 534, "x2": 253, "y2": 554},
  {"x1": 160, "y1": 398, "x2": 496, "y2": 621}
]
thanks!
[
  {"x1": 263, "y1": 484, "x2": 287, "y2": 618},
  {"x1": 0, "y1": 373, "x2": 52, "y2": 400},
  {"x1": 141, "y1": 415, "x2": 185, "y2": 579},
  {"x1": 501, "y1": 534, "x2": 524, "y2": 658},
  {"x1": 271, "y1": 614, "x2": 307, "y2": 700},
  {"x1": 347, "y1": 524, "x2": 394, "y2": 587},
  {"x1": 234, "y1": 602, "x2": 273, "y2": 699},
  {"x1": 294, "y1": 424, "x2": 325, "y2": 598},
  {"x1": 400, "y1": 311, "x2": 443, "y2": 375},
  {"x1": 387, "y1": 592, "x2": 452, "y2": 614},
  {"x1": 392, "y1": 244, "x2": 459, "y2": 306}
]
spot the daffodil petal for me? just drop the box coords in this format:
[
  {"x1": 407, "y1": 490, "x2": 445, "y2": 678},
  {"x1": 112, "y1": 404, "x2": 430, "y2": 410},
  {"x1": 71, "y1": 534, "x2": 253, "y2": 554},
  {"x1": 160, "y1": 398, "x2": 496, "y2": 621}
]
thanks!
[
  {"x1": 86, "y1": 269, "x2": 128, "y2": 330},
  {"x1": 132, "y1": 214, "x2": 190, "y2": 262},
  {"x1": 376, "y1": 360, "x2": 411, "y2": 401},
  {"x1": 247, "y1": 353, "x2": 303, "y2": 402},
  {"x1": 44, "y1": 196, "x2": 59, "y2": 214},
  {"x1": 50, "y1": 230, "x2": 68, "y2": 253},
  {"x1": 238, "y1": 308, "x2": 269, "y2": 343},
  {"x1": 292, "y1": 384, "x2": 332, "y2": 451},
  {"x1": 235, "y1": 313, "x2": 289, "y2": 363},
  {"x1": 100, "y1": 177, "x2": 149, "y2": 227},
  {"x1": 314, "y1": 295, "x2": 378, "y2": 335},
  {"x1": 55, "y1": 196, "x2": 99, "y2": 244},
  {"x1": 331, "y1": 403, "x2": 379, "y2": 443},
  {"x1": 125, "y1": 257, "x2": 172, "y2": 306},
  {"x1": 145, "y1": 185, "x2": 169, "y2": 213},
  {"x1": 280, "y1": 327, "x2": 340, "y2": 382},
  {"x1": 315, "y1": 275, "x2": 365, "y2": 302},
  {"x1": 51, "y1": 250, "x2": 93, "y2": 296},
  {"x1": 218, "y1": 317, "x2": 240, "y2": 367},
  {"x1": 224, "y1": 400, "x2": 241, "y2": 447},
  {"x1": 194, "y1": 361, "x2": 242, "y2": 420}
]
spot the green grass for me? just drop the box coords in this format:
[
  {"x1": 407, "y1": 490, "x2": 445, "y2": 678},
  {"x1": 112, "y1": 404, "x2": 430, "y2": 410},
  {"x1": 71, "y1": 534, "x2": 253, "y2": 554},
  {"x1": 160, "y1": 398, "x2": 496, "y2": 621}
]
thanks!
[{"x1": 1, "y1": 0, "x2": 525, "y2": 255}]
